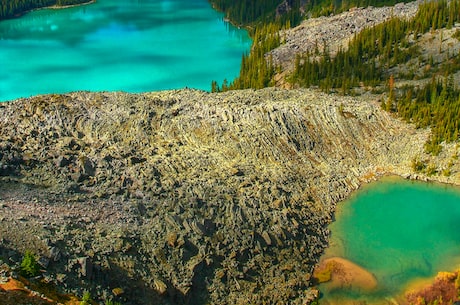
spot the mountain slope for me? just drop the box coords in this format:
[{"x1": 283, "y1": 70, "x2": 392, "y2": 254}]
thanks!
[{"x1": 1, "y1": 88, "x2": 458, "y2": 304}]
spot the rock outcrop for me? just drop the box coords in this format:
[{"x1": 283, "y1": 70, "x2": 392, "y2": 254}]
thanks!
[{"x1": 0, "y1": 88, "x2": 458, "y2": 304}]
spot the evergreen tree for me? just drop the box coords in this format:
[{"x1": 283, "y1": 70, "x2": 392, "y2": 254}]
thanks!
[{"x1": 0, "y1": 0, "x2": 92, "y2": 19}]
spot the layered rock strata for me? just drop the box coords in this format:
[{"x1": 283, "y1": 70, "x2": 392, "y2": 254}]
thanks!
[{"x1": 0, "y1": 88, "x2": 457, "y2": 304}]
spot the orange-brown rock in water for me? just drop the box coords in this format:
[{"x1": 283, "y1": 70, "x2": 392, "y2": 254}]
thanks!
[{"x1": 315, "y1": 257, "x2": 377, "y2": 291}]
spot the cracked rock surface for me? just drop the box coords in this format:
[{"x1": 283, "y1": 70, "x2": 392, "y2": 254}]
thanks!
[{"x1": 0, "y1": 88, "x2": 457, "y2": 304}]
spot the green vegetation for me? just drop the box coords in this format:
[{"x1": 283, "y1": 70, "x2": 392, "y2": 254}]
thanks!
[
  {"x1": 209, "y1": 0, "x2": 415, "y2": 26},
  {"x1": 105, "y1": 301, "x2": 122, "y2": 305},
  {"x1": 209, "y1": 0, "x2": 302, "y2": 26},
  {"x1": 5, "y1": 0, "x2": 460, "y2": 154},
  {"x1": 80, "y1": 291, "x2": 93, "y2": 305},
  {"x1": 292, "y1": 0, "x2": 460, "y2": 92},
  {"x1": 292, "y1": 15, "x2": 420, "y2": 93},
  {"x1": 210, "y1": 0, "x2": 302, "y2": 92},
  {"x1": 291, "y1": 0, "x2": 460, "y2": 153},
  {"x1": 214, "y1": 0, "x2": 454, "y2": 94},
  {"x1": 213, "y1": 0, "x2": 460, "y2": 154},
  {"x1": 398, "y1": 76, "x2": 460, "y2": 155},
  {"x1": 453, "y1": 29, "x2": 460, "y2": 41},
  {"x1": 212, "y1": 22, "x2": 282, "y2": 92},
  {"x1": 307, "y1": 0, "x2": 413, "y2": 18},
  {"x1": 411, "y1": 157, "x2": 426, "y2": 173},
  {"x1": 19, "y1": 250, "x2": 41, "y2": 278},
  {"x1": 209, "y1": 0, "x2": 282, "y2": 25},
  {"x1": 0, "y1": 0, "x2": 92, "y2": 20}
]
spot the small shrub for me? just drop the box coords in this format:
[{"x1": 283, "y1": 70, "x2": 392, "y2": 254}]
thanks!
[
  {"x1": 20, "y1": 250, "x2": 41, "y2": 277},
  {"x1": 411, "y1": 157, "x2": 426, "y2": 173},
  {"x1": 338, "y1": 103, "x2": 344, "y2": 116},
  {"x1": 453, "y1": 29, "x2": 460, "y2": 41},
  {"x1": 80, "y1": 291, "x2": 92, "y2": 305},
  {"x1": 442, "y1": 168, "x2": 451, "y2": 176},
  {"x1": 105, "y1": 301, "x2": 122, "y2": 305},
  {"x1": 425, "y1": 138, "x2": 442, "y2": 156},
  {"x1": 425, "y1": 163, "x2": 437, "y2": 176}
]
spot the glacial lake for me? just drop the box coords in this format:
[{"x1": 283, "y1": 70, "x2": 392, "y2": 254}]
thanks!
[
  {"x1": 0, "y1": 0, "x2": 251, "y2": 102},
  {"x1": 319, "y1": 176, "x2": 460, "y2": 304}
]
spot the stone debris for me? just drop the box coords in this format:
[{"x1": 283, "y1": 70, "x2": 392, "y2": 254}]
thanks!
[
  {"x1": 0, "y1": 88, "x2": 457, "y2": 304},
  {"x1": 269, "y1": 0, "x2": 421, "y2": 72}
]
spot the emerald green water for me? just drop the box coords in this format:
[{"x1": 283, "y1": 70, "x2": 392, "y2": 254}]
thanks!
[
  {"x1": 320, "y1": 177, "x2": 460, "y2": 303},
  {"x1": 0, "y1": 0, "x2": 251, "y2": 102}
]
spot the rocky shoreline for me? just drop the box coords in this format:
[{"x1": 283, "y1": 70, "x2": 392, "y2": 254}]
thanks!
[
  {"x1": 0, "y1": 88, "x2": 458, "y2": 304},
  {"x1": 4, "y1": 0, "x2": 95, "y2": 20},
  {"x1": 47, "y1": 0, "x2": 96, "y2": 10}
]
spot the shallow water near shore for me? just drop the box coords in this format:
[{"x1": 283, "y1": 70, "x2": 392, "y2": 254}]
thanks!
[
  {"x1": 0, "y1": 0, "x2": 251, "y2": 101},
  {"x1": 319, "y1": 176, "x2": 460, "y2": 304}
]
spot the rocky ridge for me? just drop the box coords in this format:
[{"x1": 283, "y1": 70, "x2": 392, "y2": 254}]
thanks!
[
  {"x1": 269, "y1": 0, "x2": 421, "y2": 74},
  {"x1": 0, "y1": 88, "x2": 459, "y2": 304}
]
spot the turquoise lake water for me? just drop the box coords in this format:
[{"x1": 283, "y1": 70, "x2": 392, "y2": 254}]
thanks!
[
  {"x1": 320, "y1": 177, "x2": 460, "y2": 303},
  {"x1": 0, "y1": 0, "x2": 251, "y2": 101}
]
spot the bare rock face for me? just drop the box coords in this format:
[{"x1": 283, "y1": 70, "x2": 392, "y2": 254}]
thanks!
[{"x1": 0, "y1": 88, "x2": 439, "y2": 304}]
